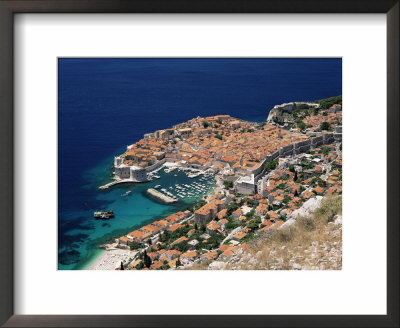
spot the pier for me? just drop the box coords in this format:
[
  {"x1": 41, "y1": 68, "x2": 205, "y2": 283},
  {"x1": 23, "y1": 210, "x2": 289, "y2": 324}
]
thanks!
[
  {"x1": 99, "y1": 179, "x2": 136, "y2": 190},
  {"x1": 147, "y1": 188, "x2": 178, "y2": 204}
]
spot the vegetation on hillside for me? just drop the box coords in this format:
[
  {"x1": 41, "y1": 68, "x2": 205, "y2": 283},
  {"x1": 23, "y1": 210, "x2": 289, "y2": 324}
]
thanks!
[
  {"x1": 315, "y1": 95, "x2": 342, "y2": 109},
  {"x1": 223, "y1": 180, "x2": 234, "y2": 189},
  {"x1": 263, "y1": 159, "x2": 278, "y2": 173}
]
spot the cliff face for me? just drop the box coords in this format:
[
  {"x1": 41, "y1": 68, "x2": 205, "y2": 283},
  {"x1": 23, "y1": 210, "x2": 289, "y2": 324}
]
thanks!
[
  {"x1": 266, "y1": 102, "x2": 297, "y2": 124},
  {"x1": 267, "y1": 107, "x2": 295, "y2": 124}
]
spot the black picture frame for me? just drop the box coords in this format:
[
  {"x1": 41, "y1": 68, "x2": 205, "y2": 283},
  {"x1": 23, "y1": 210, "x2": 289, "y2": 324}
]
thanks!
[{"x1": 0, "y1": 1, "x2": 398, "y2": 327}]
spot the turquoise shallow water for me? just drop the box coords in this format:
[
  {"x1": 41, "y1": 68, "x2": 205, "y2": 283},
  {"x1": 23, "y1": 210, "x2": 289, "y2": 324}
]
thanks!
[{"x1": 58, "y1": 157, "x2": 216, "y2": 270}]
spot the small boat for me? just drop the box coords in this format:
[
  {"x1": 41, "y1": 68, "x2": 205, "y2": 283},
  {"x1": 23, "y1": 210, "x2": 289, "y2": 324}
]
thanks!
[
  {"x1": 94, "y1": 210, "x2": 115, "y2": 220},
  {"x1": 125, "y1": 190, "x2": 132, "y2": 196},
  {"x1": 154, "y1": 185, "x2": 161, "y2": 189}
]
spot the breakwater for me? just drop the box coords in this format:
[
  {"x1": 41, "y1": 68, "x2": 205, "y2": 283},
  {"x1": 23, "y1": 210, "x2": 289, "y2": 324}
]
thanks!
[{"x1": 147, "y1": 188, "x2": 178, "y2": 204}]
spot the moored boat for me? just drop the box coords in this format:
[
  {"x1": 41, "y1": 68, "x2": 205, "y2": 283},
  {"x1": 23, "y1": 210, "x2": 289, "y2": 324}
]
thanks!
[{"x1": 94, "y1": 210, "x2": 115, "y2": 219}]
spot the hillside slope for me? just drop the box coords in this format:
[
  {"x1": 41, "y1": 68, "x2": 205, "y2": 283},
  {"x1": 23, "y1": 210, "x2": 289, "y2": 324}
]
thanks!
[{"x1": 187, "y1": 196, "x2": 342, "y2": 270}]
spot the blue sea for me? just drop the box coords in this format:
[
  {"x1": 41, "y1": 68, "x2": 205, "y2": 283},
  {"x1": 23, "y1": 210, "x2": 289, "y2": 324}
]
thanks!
[{"x1": 58, "y1": 58, "x2": 342, "y2": 269}]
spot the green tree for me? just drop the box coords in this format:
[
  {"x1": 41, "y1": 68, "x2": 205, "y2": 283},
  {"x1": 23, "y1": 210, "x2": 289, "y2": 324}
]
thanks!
[
  {"x1": 264, "y1": 160, "x2": 278, "y2": 173},
  {"x1": 320, "y1": 122, "x2": 330, "y2": 131},
  {"x1": 176, "y1": 257, "x2": 182, "y2": 267},
  {"x1": 202, "y1": 121, "x2": 209, "y2": 128},
  {"x1": 160, "y1": 231, "x2": 169, "y2": 242},
  {"x1": 129, "y1": 241, "x2": 144, "y2": 250},
  {"x1": 322, "y1": 147, "x2": 330, "y2": 156},
  {"x1": 247, "y1": 216, "x2": 261, "y2": 230},
  {"x1": 223, "y1": 180, "x2": 234, "y2": 189},
  {"x1": 297, "y1": 120, "x2": 306, "y2": 130},
  {"x1": 120, "y1": 261, "x2": 124, "y2": 270},
  {"x1": 194, "y1": 199, "x2": 207, "y2": 210},
  {"x1": 135, "y1": 261, "x2": 144, "y2": 270},
  {"x1": 226, "y1": 202, "x2": 240, "y2": 216},
  {"x1": 143, "y1": 250, "x2": 152, "y2": 268},
  {"x1": 245, "y1": 209, "x2": 255, "y2": 220},
  {"x1": 315, "y1": 95, "x2": 342, "y2": 109}
]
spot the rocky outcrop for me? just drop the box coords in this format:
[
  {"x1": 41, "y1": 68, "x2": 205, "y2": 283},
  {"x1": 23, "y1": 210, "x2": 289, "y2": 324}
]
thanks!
[
  {"x1": 208, "y1": 261, "x2": 227, "y2": 270},
  {"x1": 266, "y1": 101, "x2": 319, "y2": 124},
  {"x1": 266, "y1": 103, "x2": 296, "y2": 124},
  {"x1": 288, "y1": 196, "x2": 323, "y2": 220}
]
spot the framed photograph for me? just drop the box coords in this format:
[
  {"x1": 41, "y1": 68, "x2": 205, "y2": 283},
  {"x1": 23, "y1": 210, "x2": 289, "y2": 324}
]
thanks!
[{"x1": 0, "y1": 0, "x2": 398, "y2": 327}]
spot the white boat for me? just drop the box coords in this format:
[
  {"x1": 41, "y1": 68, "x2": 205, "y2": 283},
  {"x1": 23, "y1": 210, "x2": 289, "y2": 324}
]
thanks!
[{"x1": 154, "y1": 185, "x2": 161, "y2": 189}]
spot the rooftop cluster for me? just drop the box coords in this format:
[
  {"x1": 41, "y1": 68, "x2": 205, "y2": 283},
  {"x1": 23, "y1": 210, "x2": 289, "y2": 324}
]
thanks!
[
  {"x1": 118, "y1": 114, "x2": 309, "y2": 172},
  {"x1": 115, "y1": 139, "x2": 342, "y2": 270}
]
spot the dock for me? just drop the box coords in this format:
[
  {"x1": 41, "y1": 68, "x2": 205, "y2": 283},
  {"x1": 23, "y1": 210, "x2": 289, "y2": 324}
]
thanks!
[{"x1": 147, "y1": 188, "x2": 178, "y2": 204}]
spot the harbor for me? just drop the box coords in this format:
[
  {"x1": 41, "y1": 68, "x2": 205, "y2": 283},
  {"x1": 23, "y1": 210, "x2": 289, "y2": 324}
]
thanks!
[
  {"x1": 60, "y1": 166, "x2": 216, "y2": 270},
  {"x1": 146, "y1": 165, "x2": 216, "y2": 202}
]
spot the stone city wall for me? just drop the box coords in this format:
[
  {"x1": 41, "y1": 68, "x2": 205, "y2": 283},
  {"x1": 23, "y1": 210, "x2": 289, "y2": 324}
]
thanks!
[
  {"x1": 235, "y1": 182, "x2": 257, "y2": 195},
  {"x1": 311, "y1": 135, "x2": 324, "y2": 148},
  {"x1": 334, "y1": 133, "x2": 342, "y2": 141},
  {"x1": 145, "y1": 158, "x2": 166, "y2": 172}
]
